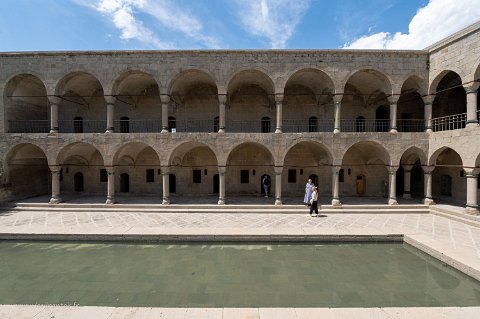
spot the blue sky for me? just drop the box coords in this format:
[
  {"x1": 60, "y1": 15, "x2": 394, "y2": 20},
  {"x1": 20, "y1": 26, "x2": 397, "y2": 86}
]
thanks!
[{"x1": 0, "y1": 0, "x2": 479, "y2": 52}]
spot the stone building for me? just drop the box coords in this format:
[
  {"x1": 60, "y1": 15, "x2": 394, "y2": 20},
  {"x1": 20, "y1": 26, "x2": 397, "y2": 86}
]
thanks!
[{"x1": 0, "y1": 22, "x2": 479, "y2": 214}]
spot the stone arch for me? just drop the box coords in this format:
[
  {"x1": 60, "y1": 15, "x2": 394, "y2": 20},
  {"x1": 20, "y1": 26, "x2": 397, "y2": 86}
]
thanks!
[
  {"x1": 110, "y1": 67, "x2": 161, "y2": 94},
  {"x1": 168, "y1": 68, "x2": 219, "y2": 94},
  {"x1": 398, "y1": 146, "x2": 427, "y2": 198},
  {"x1": 225, "y1": 68, "x2": 275, "y2": 94},
  {"x1": 401, "y1": 74, "x2": 428, "y2": 96},
  {"x1": 471, "y1": 56, "x2": 480, "y2": 88},
  {"x1": 341, "y1": 67, "x2": 394, "y2": 96},
  {"x1": 429, "y1": 69, "x2": 465, "y2": 95},
  {"x1": 397, "y1": 76, "x2": 426, "y2": 132},
  {"x1": 282, "y1": 141, "x2": 333, "y2": 196},
  {"x1": 429, "y1": 147, "x2": 464, "y2": 204},
  {"x1": 4, "y1": 143, "x2": 50, "y2": 200},
  {"x1": 399, "y1": 146, "x2": 427, "y2": 166},
  {"x1": 3, "y1": 73, "x2": 49, "y2": 133},
  {"x1": 112, "y1": 141, "x2": 161, "y2": 195},
  {"x1": 340, "y1": 141, "x2": 391, "y2": 197},
  {"x1": 428, "y1": 146, "x2": 464, "y2": 167},
  {"x1": 430, "y1": 70, "x2": 466, "y2": 123},
  {"x1": 283, "y1": 68, "x2": 335, "y2": 132}
]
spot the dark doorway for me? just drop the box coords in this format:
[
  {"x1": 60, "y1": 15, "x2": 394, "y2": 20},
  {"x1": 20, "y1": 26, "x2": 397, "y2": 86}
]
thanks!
[
  {"x1": 74, "y1": 172, "x2": 84, "y2": 192},
  {"x1": 356, "y1": 175, "x2": 366, "y2": 195},
  {"x1": 169, "y1": 174, "x2": 176, "y2": 193},
  {"x1": 440, "y1": 175, "x2": 452, "y2": 196},
  {"x1": 120, "y1": 116, "x2": 129, "y2": 133},
  {"x1": 120, "y1": 173, "x2": 129, "y2": 192},
  {"x1": 308, "y1": 174, "x2": 318, "y2": 187},
  {"x1": 396, "y1": 166, "x2": 404, "y2": 196},
  {"x1": 260, "y1": 174, "x2": 271, "y2": 195},
  {"x1": 411, "y1": 164, "x2": 424, "y2": 196},
  {"x1": 375, "y1": 106, "x2": 389, "y2": 132},
  {"x1": 73, "y1": 117, "x2": 83, "y2": 133},
  {"x1": 261, "y1": 117, "x2": 271, "y2": 133},
  {"x1": 213, "y1": 174, "x2": 219, "y2": 194}
]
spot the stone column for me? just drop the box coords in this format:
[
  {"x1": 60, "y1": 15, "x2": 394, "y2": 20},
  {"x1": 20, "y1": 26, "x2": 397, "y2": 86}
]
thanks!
[
  {"x1": 333, "y1": 95, "x2": 342, "y2": 134},
  {"x1": 423, "y1": 95, "x2": 433, "y2": 133},
  {"x1": 274, "y1": 166, "x2": 283, "y2": 205},
  {"x1": 388, "y1": 166, "x2": 398, "y2": 205},
  {"x1": 389, "y1": 96, "x2": 399, "y2": 133},
  {"x1": 49, "y1": 165, "x2": 62, "y2": 204},
  {"x1": 105, "y1": 96, "x2": 116, "y2": 133},
  {"x1": 218, "y1": 94, "x2": 226, "y2": 133},
  {"x1": 161, "y1": 95, "x2": 170, "y2": 133},
  {"x1": 275, "y1": 94, "x2": 283, "y2": 133},
  {"x1": 105, "y1": 166, "x2": 115, "y2": 204},
  {"x1": 161, "y1": 166, "x2": 170, "y2": 204},
  {"x1": 422, "y1": 166, "x2": 435, "y2": 205},
  {"x1": 48, "y1": 96, "x2": 61, "y2": 135},
  {"x1": 465, "y1": 86, "x2": 478, "y2": 127},
  {"x1": 218, "y1": 166, "x2": 226, "y2": 204},
  {"x1": 331, "y1": 166, "x2": 342, "y2": 207},
  {"x1": 403, "y1": 164, "x2": 413, "y2": 199},
  {"x1": 465, "y1": 168, "x2": 479, "y2": 215}
]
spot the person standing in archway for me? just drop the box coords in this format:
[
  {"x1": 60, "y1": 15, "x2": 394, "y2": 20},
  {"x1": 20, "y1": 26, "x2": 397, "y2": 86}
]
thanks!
[
  {"x1": 262, "y1": 175, "x2": 271, "y2": 198},
  {"x1": 309, "y1": 186, "x2": 319, "y2": 217},
  {"x1": 304, "y1": 178, "x2": 314, "y2": 205}
]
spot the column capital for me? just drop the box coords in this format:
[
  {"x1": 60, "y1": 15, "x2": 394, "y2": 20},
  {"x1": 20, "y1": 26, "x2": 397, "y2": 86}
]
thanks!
[
  {"x1": 105, "y1": 166, "x2": 115, "y2": 175},
  {"x1": 464, "y1": 86, "x2": 478, "y2": 94},
  {"x1": 387, "y1": 166, "x2": 399, "y2": 175},
  {"x1": 49, "y1": 165, "x2": 62, "y2": 174},
  {"x1": 402, "y1": 164, "x2": 414, "y2": 172},
  {"x1": 160, "y1": 166, "x2": 170, "y2": 175},
  {"x1": 160, "y1": 94, "x2": 171, "y2": 104},
  {"x1": 388, "y1": 95, "x2": 400, "y2": 105},
  {"x1": 333, "y1": 94, "x2": 343, "y2": 104},
  {"x1": 422, "y1": 95, "x2": 434, "y2": 105},
  {"x1": 218, "y1": 166, "x2": 226, "y2": 174},
  {"x1": 422, "y1": 165, "x2": 435, "y2": 174},
  {"x1": 104, "y1": 95, "x2": 116, "y2": 105},
  {"x1": 274, "y1": 166, "x2": 283, "y2": 174},
  {"x1": 48, "y1": 95, "x2": 61, "y2": 105},
  {"x1": 275, "y1": 94, "x2": 284, "y2": 103},
  {"x1": 218, "y1": 94, "x2": 227, "y2": 104},
  {"x1": 331, "y1": 166, "x2": 342, "y2": 174},
  {"x1": 463, "y1": 167, "x2": 480, "y2": 176}
]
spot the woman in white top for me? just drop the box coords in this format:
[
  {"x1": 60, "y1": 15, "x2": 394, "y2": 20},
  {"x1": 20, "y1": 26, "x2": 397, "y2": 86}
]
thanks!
[{"x1": 309, "y1": 186, "x2": 319, "y2": 217}]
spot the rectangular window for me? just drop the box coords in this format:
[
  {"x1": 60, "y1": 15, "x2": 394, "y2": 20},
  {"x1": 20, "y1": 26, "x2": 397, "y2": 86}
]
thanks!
[
  {"x1": 100, "y1": 169, "x2": 108, "y2": 183},
  {"x1": 146, "y1": 169, "x2": 155, "y2": 183},
  {"x1": 240, "y1": 170, "x2": 249, "y2": 184},
  {"x1": 288, "y1": 169, "x2": 296, "y2": 183},
  {"x1": 193, "y1": 169, "x2": 202, "y2": 183},
  {"x1": 339, "y1": 169, "x2": 345, "y2": 183}
]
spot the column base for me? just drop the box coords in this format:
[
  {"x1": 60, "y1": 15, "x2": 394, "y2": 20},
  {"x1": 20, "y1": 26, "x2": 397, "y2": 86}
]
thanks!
[
  {"x1": 389, "y1": 128, "x2": 398, "y2": 133},
  {"x1": 331, "y1": 199, "x2": 342, "y2": 207},
  {"x1": 49, "y1": 196, "x2": 63, "y2": 204},
  {"x1": 161, "y1": 128, "x2": 169, "y2": 133},
  {"x1": 465, "y1": 206, "x2": 480, "y2": 215},
  {"x1": 275, "y1": 198, "x2": 282, "y2": 205},
  {"x1": 466, "y1": 122, "x2": 479, "y2": 128},
  {"x1": 388, "y1": 198, "x2": 398, "y2": 205},
  {"x1": 424, "y1": 197, "x2": 435, "y2": 205},
  {"x1": 162, "y1": 198, "x2": 170, "y2": 205},
  {"x1": 333, "y1": 128, "x2": 340, "y2": 134},
  {"x1": 105, "y1": 197, "x2": 115, "y2": 205},
  {"x1": 48, "y1": 130, "x2": 58, "y2": 137},
  {"x1": 105, "y1": 129, "x2": 114, "y2": 134},
  {"x1": 425, "y1": 128, "x2": 433, "y2": 133},
  {"x1": 218, "y1": 128, "x2": 225, "y2": 134},
  {"x1": 218, "y1": 198, "x2": 225, "y2": 205},
  {"x1": 275, "y1": 128, "x2": 283, "y2": 133}
]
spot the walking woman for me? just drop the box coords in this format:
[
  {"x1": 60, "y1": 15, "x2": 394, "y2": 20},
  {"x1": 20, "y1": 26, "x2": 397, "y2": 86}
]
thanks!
[
  {"x1": 304, "y1": 179, "x2": 314, "y2": 205},
  {"x1": 309, "y1": 186, "x2": 319, "y2": 217}
]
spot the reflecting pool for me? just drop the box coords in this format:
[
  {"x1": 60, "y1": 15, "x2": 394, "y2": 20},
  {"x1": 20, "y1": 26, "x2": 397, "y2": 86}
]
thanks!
[{"x1": 0, "y1": 241, "x2": 479, "y2": 307}]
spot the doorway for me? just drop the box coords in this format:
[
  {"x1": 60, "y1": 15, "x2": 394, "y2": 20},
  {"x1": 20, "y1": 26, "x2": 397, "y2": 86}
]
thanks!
[
  {"x1": 308, "y1": 174, "x2": 318, "y2": 187},
  {"x1": 260, "y1": 174, "x2": 271, "y2": 196},
  {"x1": 356, "y1": 174, "x2": 366, "y2": 195},
  {"x1": 213, "y1": 174, "x2": 219, "y2": 194},
  {"x1": 169, "y1": 174, "x2": 176, "y2": 193},
  {"x1": 74, "y1": 172, "x2": 84, "y2": 192},
  {"x1": 120, "y1": 173, "x2": 129, "y2": 192}
]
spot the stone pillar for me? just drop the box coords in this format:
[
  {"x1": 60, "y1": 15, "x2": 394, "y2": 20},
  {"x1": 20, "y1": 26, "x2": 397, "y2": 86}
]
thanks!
[
  {"x1": 161, "y1": 166, "x2": 170, "y2": 204},
  {"x1": 48, "y1": 96, "x2": 61, "y2": 135},
  {"x1": 423, "y1": 95, "x2": 433, "y2": 133},
  {"x1": 465, "y1": 86, "x2": 478, "y2": 127},
  {"x1": 218, "y1": 166, "x2": 226, "y2": 204},
  {"x1": 422, "y1": 166, "x2": 435, "y2": 205},
  {"x1": 331, "y1": 166, "x2": 342, "y2": 207},
  {"x1": 49, "y1": 165, "x2": 62, "y2": 204},
  {"x1": 105, "y1": 166, "x2": 115, "y2": 204},
  {"x1": 218, "y1": 94, "x2": 226, "y2": 133},
  {"x1": 274, "y1": 166, "x2": 283, "y2": 205},
  {"x1": 333, "y1": 95, "x2": 342, "y2": 134},
  {"x1": 388, "y1": 166, "x2": 398, "y2": 205},
  {"x1": 402, "y1": 165, "x2": 413, "y2": 199},
  {"x1": 275, "y1": 94, "x2": 283, "y2": 133},
  {"x1": 389, "y1": 96, "x2": 399, "y2": 133},
  {"x1": 465, "y1": 168, "x2": 479, "y2": 215},
  {"x1": 105, "y1": 96, "x2": 116, "y2": 133},
  {"x1": 161, "y1": 95, "x2": 170, "y2": 133}
]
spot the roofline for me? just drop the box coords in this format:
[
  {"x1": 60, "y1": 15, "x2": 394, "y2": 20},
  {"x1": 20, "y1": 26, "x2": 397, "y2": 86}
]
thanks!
[{"x1": 425, "y1": 20, "x2": 480, "y2": 52}]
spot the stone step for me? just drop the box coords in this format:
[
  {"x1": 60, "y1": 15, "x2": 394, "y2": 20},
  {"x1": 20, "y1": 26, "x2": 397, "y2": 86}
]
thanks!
[{"x1": 429, "y1": 206, "x2": 480, "y2": 227}]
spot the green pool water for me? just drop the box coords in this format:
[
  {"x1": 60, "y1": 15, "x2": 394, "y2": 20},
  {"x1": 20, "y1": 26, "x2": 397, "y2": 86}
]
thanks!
[{"x1": 0, "y1": 241, "x2": 479, "y2": 308}]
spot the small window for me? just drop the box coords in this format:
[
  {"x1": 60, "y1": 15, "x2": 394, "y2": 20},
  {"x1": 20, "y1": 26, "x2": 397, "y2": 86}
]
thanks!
[
  {"x1": 300, "y1": 169, "x2": 303, "y2": 175},
  {"x1": 146, "y1": 169, "x2": 155, "y2": 183},
  {"x1": 339, "y1": 169, "x2": 345, "y2": 183},
  {"x1": 193, "y1": 169, "x2": 202, "y2": 183},
  {"x1": 168, "y1": 116, "x2": 176, "y2": 132},
  {"x1": 240, "y1": 170, "x2": 249, "y2": 183},
  {"x1": 100, "y1": 169, "x2": 108, "y2": 182},
  {"x1": 120, "y1": 116, "x2": 129, "y2": 133},
  {"x1": 213, "y1": 116, "x2": 219, "y2": 132},
  {"x1": 288, "y1": 169, "x2": 296, "y2": 183},
  {"x1": 460, "y1": 170, "x2": 465, "y2": 178},
  {"x1": 74, "y1": 117, "x2": 83, "y2": 133},
  {"x1": 308, "y1": 117, "x2": 318, "y2": 132},
  {"x1": 261, "y1": 117, "x2": 271, "y2": 133}
]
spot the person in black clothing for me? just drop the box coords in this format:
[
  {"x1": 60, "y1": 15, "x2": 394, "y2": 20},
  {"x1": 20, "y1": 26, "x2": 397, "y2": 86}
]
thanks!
[{"x1": 262, "y1": 176, "x2": 270, "y2": 197}]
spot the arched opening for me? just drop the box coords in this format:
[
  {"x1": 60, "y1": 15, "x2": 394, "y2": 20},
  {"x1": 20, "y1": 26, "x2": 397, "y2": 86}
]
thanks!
[
  {"x1": 227, "y1": 70, "x2": 275, "y2": 133},
  {"x1": 399, "y1": 148, "x2": 426, "y2": 199},
  {"x1": 431, "y1": 148, "x2": 465, "y2": 204},
  {"x1": 169, "y1": 70, "x2": 219, "y2": 132},
  {"x1": 432, "y1": 71, "x2": 466, "y2": 131},
  {"x1": 283, "y1": 69, "x2": 334, "y2": 132},
  {"x1": 56, "y1": 72, "x2": 105, "y2": 133},
  {"x1": 74, "y1": 172, "x2": 84, "y2": 192},
  {"x1": 120, "y1": 173, "x2": 129, "y2": 192},
  {"x1": 112, "y1": 70, "x2": 161, "y2": 133},
  {"x1": 4, "y1": 143, "x2": 49, "y2": 200},
  {"x1": 213, "y1": 116, "x2": 219, "y2": 132},
  {"x1": 4, "y1": 74, "x2": 49, "y2": 133},
  {"x1": 398, "y1": 76, "x2": 426, "y2": 132}
]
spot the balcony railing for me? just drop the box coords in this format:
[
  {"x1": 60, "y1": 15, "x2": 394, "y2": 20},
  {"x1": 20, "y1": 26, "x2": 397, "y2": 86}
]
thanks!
[
  {"x1": 114, "y1": 119, "x2": 162, "y2": 133},
  {"x1": 283, "y1": 119, "x2": 334, "y2": 132},
  {"x1": 432, "y1": 113, "x2": 466, "y2": 132},
  {"x1": 8, "y1": 120, "x2": 49, "y2": 133},
  {"x1": 341, "y1": 119, "x2": 390, "y2": 132},
  {"x1": 58, "y1": 120, "x2": 106, "y2": 133},
  {"x1": 172, "y1": 119, "x2": 217, "y2": 133},
  {"x1": 397, "y1": 119, "x2": 425, "y2": 132}
]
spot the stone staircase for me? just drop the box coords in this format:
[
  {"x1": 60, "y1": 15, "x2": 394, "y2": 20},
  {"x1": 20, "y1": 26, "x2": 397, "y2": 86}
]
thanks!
[{"x1": 429, "y1": 205, "x2": 480, "y2": 227}]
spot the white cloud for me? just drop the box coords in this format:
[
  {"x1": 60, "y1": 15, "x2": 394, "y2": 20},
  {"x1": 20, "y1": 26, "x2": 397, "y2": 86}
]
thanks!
[
  {"x1": 235, "y1": 0, "x2": 310, "y2": 49},
  {"x1": 74, "y1": 0, "x2": 219, "y2": 49},
  {"x1": 344, "y1": 0, "x2": 480, "y2": 49}
]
